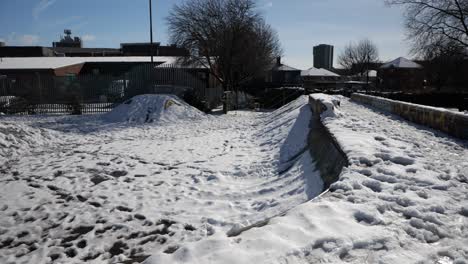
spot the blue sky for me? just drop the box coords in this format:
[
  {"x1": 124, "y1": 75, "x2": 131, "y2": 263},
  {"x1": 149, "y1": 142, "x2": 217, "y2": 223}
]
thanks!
[{"x1": 0, "y1": 0, "x2": 409, "y2": 69}]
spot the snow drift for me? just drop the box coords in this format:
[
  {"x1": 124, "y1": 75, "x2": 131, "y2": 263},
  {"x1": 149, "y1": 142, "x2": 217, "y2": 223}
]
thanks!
[
  {"x1": 103, "y1": 94, "x2": 205, "y2": 123},
  {"x1": 0, "y1": 122, "x2": 59, "y2": 159}
]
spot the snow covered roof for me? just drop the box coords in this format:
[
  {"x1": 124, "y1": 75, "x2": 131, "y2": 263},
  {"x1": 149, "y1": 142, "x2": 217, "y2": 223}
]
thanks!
[
  {"x1": 0, "y1": 56, "x2": 178, "y2": 70},
  {"x1": 380, "y1": 57, "x2": 423, "y2": 69},
  {"x1": 273, "y1": 64, "x2": 300, "y2": 72},
  {"x1": 301, "y1": 67, "x2": 340, "y2": 77}
]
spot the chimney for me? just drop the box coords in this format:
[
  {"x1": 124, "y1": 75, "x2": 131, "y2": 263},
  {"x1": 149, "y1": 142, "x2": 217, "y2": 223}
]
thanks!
[{"x1": 276, "y1": 56, "x2": 281, "y2": 66}]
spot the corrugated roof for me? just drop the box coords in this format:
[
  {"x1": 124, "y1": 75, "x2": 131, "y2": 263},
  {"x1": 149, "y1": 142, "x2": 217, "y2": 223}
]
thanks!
[
  {"x1": 301, "y1": 67, "x2": 340, "y2": 77},
  {"x1": 380, "y1": 57, "x2": 422, "y2": 69},
  {"x1": 0, "y1": 56, "x2": 178, "y2": 70}
]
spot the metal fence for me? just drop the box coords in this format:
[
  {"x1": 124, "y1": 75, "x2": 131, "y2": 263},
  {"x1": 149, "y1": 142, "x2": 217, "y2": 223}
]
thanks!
[{"x1": 0, "y1": 64, "x2": 223, "y2": 115}]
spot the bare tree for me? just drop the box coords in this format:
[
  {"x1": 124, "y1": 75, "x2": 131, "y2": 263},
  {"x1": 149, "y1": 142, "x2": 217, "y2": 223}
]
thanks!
[
  {"x1": 338, "y1": 39, "x2": 379, "y2": 83},
  {"x1": 166, "y1": 0, "x2": 282, "y2": 94},
  {"x1": 386, "y1": 0, "x2": 468, "y2": 56}
]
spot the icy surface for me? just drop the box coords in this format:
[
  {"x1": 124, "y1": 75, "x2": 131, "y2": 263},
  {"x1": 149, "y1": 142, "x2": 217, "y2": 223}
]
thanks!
[{"x1": 0, "y1": 95, "x2": 323, "y2": 263}]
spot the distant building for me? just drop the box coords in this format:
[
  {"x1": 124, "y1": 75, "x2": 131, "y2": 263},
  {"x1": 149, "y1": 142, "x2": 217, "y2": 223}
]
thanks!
[
  {"x1": 0, "y1": 30, "x2": 188, "y2": 58},
  {"x1": 313, "y1": 44, "x2": 334, "y2": 69},
  {"x1": 266, "y1": 57, "x2": 302, "y2": 87},
  {"x1": 51, "y1": 47, "x2": 121, "y2": 57},
  {"x1": 121, "y1": 43, "x2": 188, "y2": 57},
  {"x1": 378, "y1": 57, "x2": 424, "y2": 91},
  {"x1": 0, "y1": 46, "x2": 55, "y2": 57},
  {"x1": 0, "y1": 57, "x2": 175, "y2": 78},
  {"x1": 52, "y1": 30, "x2": 83, "y2": 48},
  {"x1": 301, "y1": 66, "x2": 340, "y2": 91}
]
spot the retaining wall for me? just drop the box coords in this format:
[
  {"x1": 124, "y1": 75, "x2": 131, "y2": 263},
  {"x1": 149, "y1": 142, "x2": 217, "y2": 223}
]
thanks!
[
  {"x1": 351, "y1": 93, "x2": 468, "y2": 140},
  {"x1": 308, "y1": 95, "x2": 348, "y2": 189}
]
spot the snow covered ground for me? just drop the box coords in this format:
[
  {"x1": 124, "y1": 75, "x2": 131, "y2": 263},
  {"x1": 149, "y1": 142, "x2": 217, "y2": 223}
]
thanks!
[
  {"x1": 144, "y1": 96, "x2": 468, "y2": 264},
  {"x1": 0, "y1": 95, "x2": 323, "y2": 263},
  {"x1": 0, "y1": 94, "x2": 466, "y2": 264}
]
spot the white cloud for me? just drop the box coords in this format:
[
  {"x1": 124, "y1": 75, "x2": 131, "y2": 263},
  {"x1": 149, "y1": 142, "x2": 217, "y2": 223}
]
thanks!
[
  {"x1": 0, "y1": 33, "x2": 41, "y2": 46},
  {"x1": 18, "y1": 35, "x2": 40, "y2": 46},
  {"x1": 82, "y1": 34, "x2": 96, "y2": 42},
  {"x1": 264, "y1": 2, "x2": 273, "y2": 8},
  {"x1": 33, "y1": 0, "x2": 56, "y2": 20}
]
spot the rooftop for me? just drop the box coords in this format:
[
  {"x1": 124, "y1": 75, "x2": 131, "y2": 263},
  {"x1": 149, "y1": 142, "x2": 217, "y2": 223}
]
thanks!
[
  {"x1": 273, "y1": 64, "x2": 301, "y2": 72},
  {"x1": 301, "y1": 67, "x2": 340, "y2": 77},
  {"x1": 380, "y1": 57, "x2": 423, "y2": 69},
  {"x1": 0, "y1": 56, "x2": 178, "y2": 70}
]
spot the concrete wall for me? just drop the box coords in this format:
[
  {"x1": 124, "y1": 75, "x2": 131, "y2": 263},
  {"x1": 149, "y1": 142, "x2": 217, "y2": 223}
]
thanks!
[
  {"x1": 308, "y1": 95, "x2": 348, "y2": 189},
  {"x1": 351, "y1": 93, "x2": 468, "y2": 140}
]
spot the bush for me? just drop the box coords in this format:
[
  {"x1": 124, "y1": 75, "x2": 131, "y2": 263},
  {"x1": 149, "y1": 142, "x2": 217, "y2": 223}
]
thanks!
[{"x1": 182, "y1": 90, "x2": 210, "y2": 113}]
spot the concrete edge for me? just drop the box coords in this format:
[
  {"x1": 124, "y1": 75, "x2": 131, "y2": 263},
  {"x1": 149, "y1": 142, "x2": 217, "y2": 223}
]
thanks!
[
  {"x1": 351, "y1": 93, "x2": 468, "y2": 140},
  {"x1": 308, "y1": 95, "x2": 349, "y2": 190}
]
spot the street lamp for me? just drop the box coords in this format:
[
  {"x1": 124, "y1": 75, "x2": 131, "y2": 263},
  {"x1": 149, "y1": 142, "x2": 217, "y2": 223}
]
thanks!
[{"x1": 149, "y1": 0, "x2": 154, "y2": 64}]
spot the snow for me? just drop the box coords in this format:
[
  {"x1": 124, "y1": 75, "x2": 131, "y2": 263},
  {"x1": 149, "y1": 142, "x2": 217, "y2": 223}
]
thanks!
[
  {"x1": 0, "y1": 95, "x2": 324, "y2": 263},
  {"x1": 355, "y1": 93, "x2": 468, "y2": 118},
  {"x1": 310, "y1": 93, "x2": 342, "y2": 118},
  {"x1": 0, "y1": 57, "x2": 178, "y2": 70},
  {"x1": 380, "y1": 57, "x2": 423, "y2": 69},
  {"x1": 102, "y1": 94, "x2": 205, "y2": 123},
  {"x1": 301, "y1": 67, "x2": 340, "y2": 77},
  {"x1": 144, "y1": 95, "x2": 468, "y2": 264},
  {"x1": 0, "y1": 94, "x2": 466, "y2": 264},
  {"x1": 0, "y1": 122, "x2": 61, "y2": 160}
]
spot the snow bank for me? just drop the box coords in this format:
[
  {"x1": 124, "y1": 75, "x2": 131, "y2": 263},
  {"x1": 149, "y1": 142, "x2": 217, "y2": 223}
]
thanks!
[
  {"x1": 309, "y1": 93, "x2": 342, "y2": 118},
  {"x1": 103, "y1": 94, "x2": 205, "y2": 123},
  {"x1": 0, "y1": 122, "x2": 59, "y2": 159}
]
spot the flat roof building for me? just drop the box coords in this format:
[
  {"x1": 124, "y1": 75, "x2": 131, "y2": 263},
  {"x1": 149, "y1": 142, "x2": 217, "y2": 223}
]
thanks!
[{"x1": 121, "y1": 43, "x2": 189, "y2": 57}]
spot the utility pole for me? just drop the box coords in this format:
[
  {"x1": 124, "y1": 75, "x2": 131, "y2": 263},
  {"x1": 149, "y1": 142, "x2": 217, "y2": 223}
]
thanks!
[{"x1": 149, "y1": 0, "x2": 154, "y2": 63}]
